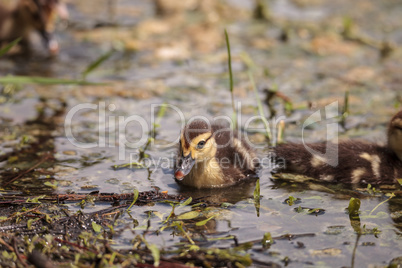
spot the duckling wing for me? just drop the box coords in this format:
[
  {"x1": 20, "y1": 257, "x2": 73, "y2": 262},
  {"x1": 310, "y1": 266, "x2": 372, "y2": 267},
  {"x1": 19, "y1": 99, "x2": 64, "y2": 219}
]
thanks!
[{"x1": 214, "y1": 135, "x2": 258, "y2": 183}]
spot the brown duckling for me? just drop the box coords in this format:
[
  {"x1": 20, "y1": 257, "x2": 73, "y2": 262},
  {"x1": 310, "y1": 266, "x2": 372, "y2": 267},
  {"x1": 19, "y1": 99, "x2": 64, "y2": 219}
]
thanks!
[
  {"x1": 0, "y1": 0, "x2": 68, "y2": 55},
  {"x1": 174, "y1": 120, "x2": 259, "y2": 189},
  {"x1": 273, "y1": 110, "x2": 402, "y2": 184}
]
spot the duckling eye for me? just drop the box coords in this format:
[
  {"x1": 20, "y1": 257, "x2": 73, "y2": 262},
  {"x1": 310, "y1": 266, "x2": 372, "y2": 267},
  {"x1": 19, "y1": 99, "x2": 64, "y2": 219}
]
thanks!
[{"x1": 197, "y1": 140, "x2": 206, "y2": 149}]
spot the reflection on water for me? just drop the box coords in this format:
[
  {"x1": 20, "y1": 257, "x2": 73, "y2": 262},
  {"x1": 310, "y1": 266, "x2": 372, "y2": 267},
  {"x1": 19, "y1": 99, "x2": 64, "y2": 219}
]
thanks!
[{"x1": 177, "y1": 178, "x2": 258, "y2": 204}]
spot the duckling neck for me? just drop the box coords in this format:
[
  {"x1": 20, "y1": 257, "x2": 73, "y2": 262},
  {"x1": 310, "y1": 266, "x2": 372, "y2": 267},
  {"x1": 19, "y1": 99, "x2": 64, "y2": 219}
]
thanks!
[
  {"x1": 186, "y1": 157, "x2": 225, "y2": 189},
  {"x1": 389, "y1": 143, "x2": 402, "y2": 162}
]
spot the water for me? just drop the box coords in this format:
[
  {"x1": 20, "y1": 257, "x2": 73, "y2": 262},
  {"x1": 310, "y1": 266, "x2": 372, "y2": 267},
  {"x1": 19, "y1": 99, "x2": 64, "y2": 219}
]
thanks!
[{"x1": 0, "y1": 0, "x2": 401, "y2": 266}]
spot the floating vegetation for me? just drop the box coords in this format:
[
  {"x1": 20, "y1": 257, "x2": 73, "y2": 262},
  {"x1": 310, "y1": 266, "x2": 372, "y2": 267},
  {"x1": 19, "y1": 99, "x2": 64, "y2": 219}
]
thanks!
[
  {"x1": 284, "y1": 195, "x2": 301, "y2": 206},
  {"x1": 294, "y1": 206, "x2": 325, "y2": 216},
  {"x1": 261, "y1": 232, "x2": 274, "y2": 249},
  {"x1": 347, "y1": 197, "x2": 361, "y2": 216}
]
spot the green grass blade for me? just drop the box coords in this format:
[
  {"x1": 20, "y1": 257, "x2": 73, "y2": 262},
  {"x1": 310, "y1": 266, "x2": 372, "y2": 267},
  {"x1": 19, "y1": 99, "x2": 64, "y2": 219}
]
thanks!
[
  {"x1": 179, "y1": 197, "x2": 192, "y2": 207},
  {"x1": 82, "y1": 49, "x2": 115, "y2": 80},
  {"x1": 148, "y1": 244, "x2": 160, "y2": 267},
  {"x1": 0, "y1": 75, "x2": 103, "y2": 85},
  {"x1": 224, "y1": 30, "x2": 234, "y2": 98},
  {"x1": 154, "y1": 102, "x2": 168, "y2": 129},
  {"x1": 0, "y1": 37, "x2": 21, "y2": 57},
  {"x1": 368, "y1": 193, "x2": 395, "y2": 217},
  {"x1": 253, "y1": 178, "x2": 261, "y2": 217},
  {"x1": 126, "y1": 188, "x2": 140, "y2": 212},
  {"x1": 224, "y1": 29, "x2": 237, "y2": 129},
  {"x1": 248, "y1": 71, "x2": 272, "y2": 141},
  {"x1": 195, "y1": 215, "x2": 215, "y2": 226}
]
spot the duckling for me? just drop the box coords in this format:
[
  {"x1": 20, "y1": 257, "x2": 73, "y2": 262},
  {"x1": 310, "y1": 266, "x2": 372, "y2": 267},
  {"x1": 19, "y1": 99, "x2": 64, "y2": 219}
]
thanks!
[
  {"x1": 174, "y1": 120, "x2": 259, "y2": 189},
  {"x1": 0, "y1": 0, "x2": 68, "y2": 55},
  {"x1": 273, "y1": 110, "x2": 402, "y2": 184}
]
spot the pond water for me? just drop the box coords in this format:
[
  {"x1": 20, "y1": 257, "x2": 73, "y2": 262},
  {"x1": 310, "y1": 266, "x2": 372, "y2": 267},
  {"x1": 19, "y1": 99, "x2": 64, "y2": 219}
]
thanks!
[{"x1": 0, "y1": 0, "x2": 401, "y2": 267}]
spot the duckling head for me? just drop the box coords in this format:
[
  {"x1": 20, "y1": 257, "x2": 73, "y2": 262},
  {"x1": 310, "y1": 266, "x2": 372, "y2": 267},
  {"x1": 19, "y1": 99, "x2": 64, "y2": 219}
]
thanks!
[
  {"x1": 175, "y1": 120, "x2": 217, "y2": 180},
  {"x1": 388, "y1": 110, "x2": 402, "y2": 161}
]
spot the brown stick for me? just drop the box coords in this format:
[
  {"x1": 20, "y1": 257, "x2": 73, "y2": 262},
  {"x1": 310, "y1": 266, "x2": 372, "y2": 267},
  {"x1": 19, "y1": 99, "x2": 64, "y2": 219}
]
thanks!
[
  {"x1": 3, "y1": 153, "x2": 51, "y2": 187},
  {"x1": 13, "y1": 237, "x2": 29, "y2": 267},
  {"x1": 0, "y1": 236, "x2": 14, "y2": 251},
  {"x1": 54, "y1": 238, "x2": 99, "y2": 254}
]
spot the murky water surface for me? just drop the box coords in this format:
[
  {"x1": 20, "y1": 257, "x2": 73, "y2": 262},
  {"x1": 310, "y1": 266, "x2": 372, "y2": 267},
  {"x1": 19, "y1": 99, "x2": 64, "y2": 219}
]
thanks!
[{"x1": 1, "y1": 0, "x2": 402, "y2": 266}]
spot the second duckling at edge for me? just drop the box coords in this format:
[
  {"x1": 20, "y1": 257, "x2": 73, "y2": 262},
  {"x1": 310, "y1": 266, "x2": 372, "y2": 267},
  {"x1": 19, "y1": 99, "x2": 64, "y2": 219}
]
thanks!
[
  {"x1": 174, "y1": 120, "x2": 259, "y2": 189},
  {"x1": 0, "y1": 0, "x2": 68, "y2": 55},
  {"x1": 273, "y1": 110, "x2": 402, "y2": 184}
]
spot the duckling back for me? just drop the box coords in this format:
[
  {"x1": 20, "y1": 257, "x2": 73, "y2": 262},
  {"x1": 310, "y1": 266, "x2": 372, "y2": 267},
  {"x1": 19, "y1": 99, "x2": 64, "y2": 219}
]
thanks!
[
  {"x1": 274, "y1": 141, "x2": 402, "y2": 184},
  {"x1": 273, "y1": 110, "x2": 402, "y2": 185}
]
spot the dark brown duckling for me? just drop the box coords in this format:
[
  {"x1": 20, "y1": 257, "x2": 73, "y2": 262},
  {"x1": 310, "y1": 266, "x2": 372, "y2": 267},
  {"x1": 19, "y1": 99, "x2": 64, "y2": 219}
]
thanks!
[
  {"x1": 0, "y1": 0, "x2": 68, "y2": 55},
  {"x1": 273, "y1": 110, "x2": 402, "y2": 184},
  {"x1": 174, "y1": 120, "x2": 259, "y2": 189}
]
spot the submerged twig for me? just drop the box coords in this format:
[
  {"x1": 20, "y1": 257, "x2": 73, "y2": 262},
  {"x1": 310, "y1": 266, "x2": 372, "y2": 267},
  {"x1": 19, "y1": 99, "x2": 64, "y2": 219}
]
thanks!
[
  {"x1": 13, "y1": 238, "x2": 29, "y2": 268},
  {"x1": 0, "y1": 236, "x2": 14, "y2": 252}
]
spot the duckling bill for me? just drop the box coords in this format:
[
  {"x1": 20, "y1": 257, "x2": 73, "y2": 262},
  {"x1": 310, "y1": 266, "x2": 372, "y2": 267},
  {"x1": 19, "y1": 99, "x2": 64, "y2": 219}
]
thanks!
[
  {"x1": 175, "y1": 120, "x2": 259, "y2": 189},
  {"x1": 273, "y1": 110, "x2": 402, "y2": 184}
]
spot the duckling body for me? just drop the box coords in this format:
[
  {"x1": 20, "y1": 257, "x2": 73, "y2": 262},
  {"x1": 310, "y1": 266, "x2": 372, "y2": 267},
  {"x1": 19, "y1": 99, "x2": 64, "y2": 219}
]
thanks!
[
  {"x1": 273, "y1": 111, "x2": 402, "y2": 184},
  {"x1": 175, "y1": 120, "x2": 258, "y2": 189}
]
